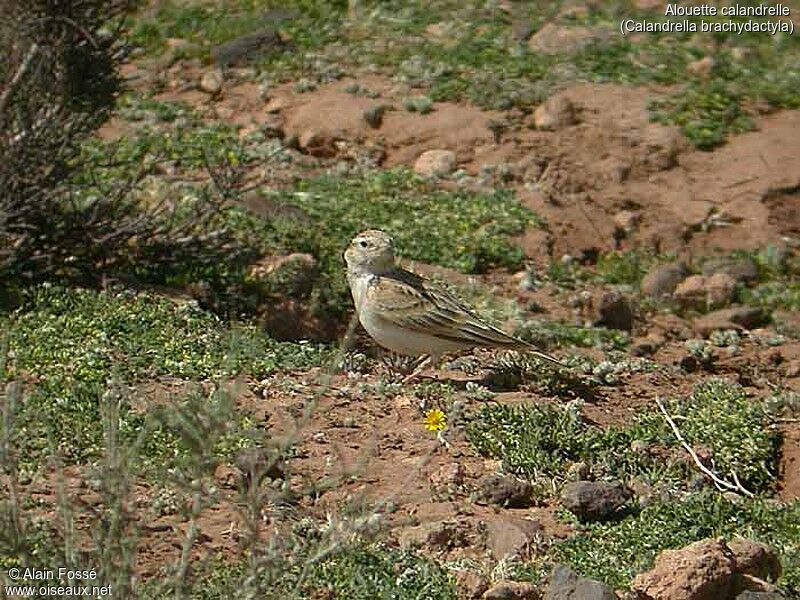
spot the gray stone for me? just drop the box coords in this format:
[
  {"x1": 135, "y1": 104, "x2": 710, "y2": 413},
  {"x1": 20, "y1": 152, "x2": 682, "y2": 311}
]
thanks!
[
  {"x1": 641, "y1": 262, "x2": 690, "y2": 298},
  {"x1": 534, "y1": 95, "x2": 577, "y2": 131},
  {"x1": 212, "y1": 28, "x2": 287, "y2": 68},
  {"x1": 198, "y1": 68, "x2": 223, "y2": 95},
  {"x1": 594, "y1": 291, "x2": 634, "y2": 331},
  {"x1": 544, "y1": 565, "x2": 615, "y2": 600},
  {"x1": 674, "y1": 273, "x2": 737, "y2": 310},
  {"x1": 363, "y1": 104, "x2": 386, "y2": 129},
  {"x1": 414, "y1": 149, "x2": 457, "y2": 177},
  {"x1": 701, "y1": 257, "x2": 760, "y2": 284},
  {"x1": 475, "y1": 474, "x2": 534, "y2": 508},
  {"x1": 484, "y1": 580, "x2": 540, "y2": 600},
  {"x1": 560, "y1": 480, "x2": 631, "y2": 522},
  {"x1": 485, "y1": 518, "x2": 542, "y2": 560},
  {"x1": 397, "y1": 520, "x2": 472, "y2": 551},
  {"x1": 528, "y1": 23, "x2": 613, "y2": 55},
  {"x1": 458, "y1": 570, "x2": 491, "y2": 599}
]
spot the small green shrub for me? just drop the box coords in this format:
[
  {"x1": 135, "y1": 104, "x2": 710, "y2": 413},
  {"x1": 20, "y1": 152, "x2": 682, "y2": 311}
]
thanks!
[{"x1": 468, "y1": 378, "x2": 779, "y2": 492}]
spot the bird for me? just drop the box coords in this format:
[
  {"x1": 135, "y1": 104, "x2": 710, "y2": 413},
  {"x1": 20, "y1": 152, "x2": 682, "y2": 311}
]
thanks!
[{"x1": 344, "y1": 229, "x2": 565, "y2": 380}]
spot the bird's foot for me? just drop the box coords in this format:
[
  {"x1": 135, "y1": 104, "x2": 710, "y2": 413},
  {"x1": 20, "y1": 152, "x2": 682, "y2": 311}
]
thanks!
[{"x1": 401, "y1": 355, "x2": 436, "y2": 384}]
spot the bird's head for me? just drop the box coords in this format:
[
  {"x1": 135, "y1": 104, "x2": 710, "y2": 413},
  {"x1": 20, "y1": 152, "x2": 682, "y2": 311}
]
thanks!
[{"x1": 344, "y1": 229, "x2": 396, "y2": 274}]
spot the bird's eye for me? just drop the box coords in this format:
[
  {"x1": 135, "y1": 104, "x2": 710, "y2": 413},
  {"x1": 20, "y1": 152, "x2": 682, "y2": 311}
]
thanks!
[{"x1": 359, "y1": 240, "x2": 368, "y2": 248}]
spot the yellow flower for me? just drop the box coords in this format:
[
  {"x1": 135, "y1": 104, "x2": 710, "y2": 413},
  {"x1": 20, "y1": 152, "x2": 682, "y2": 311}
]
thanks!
[{"x1": 423, "y1": 408, "x2": 447, "y2": 432}]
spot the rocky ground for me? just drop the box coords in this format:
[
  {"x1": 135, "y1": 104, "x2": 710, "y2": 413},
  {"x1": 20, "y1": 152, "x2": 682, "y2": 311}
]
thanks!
[{"x1": 3, "y1": 1, "x2": 800, "y2": 599}]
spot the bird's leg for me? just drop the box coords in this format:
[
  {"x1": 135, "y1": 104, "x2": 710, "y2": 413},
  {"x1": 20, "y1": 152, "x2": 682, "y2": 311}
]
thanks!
[{"x1": 402, "y1": 354, "x2": 439, "y2": 384}]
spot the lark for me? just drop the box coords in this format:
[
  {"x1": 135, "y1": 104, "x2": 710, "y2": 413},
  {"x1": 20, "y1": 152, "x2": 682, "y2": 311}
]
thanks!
[{"x1": 344, "y1": 229, "x2": 564, "y2": 380}]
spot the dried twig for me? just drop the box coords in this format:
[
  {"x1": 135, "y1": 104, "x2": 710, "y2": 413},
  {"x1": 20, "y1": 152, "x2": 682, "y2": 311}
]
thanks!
[{"x1": 656, "y1": 397, "x2": 754, "y2": 498}]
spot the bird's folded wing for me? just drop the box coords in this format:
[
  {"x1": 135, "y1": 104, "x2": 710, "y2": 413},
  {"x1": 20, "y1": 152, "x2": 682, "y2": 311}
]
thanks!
[{"x1": 366, "y1": 273, "x2": 521, "y2": 347}]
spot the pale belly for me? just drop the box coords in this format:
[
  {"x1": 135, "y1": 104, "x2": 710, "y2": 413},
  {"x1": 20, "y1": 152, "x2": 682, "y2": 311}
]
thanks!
[{"x1": 359, "y1": 309, "x2": 463, "y2": 357}]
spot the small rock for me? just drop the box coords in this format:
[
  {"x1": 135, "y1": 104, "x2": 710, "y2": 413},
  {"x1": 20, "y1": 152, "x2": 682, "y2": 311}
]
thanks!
[
  {"x1": 687, "y1": 56, "x2": 715, "y2": 78},
  {"x1": 414, "y1": 149, "x2": 457, "y2": 177},
  {"x1": 641, "y1": 262, "x2": 690, "y2": 298},
  {"x1": 642, "y1": 125, "x2": 680, "y2": 171},
  {"x1": 199, "y1": 68, "x2": 223, "y2": 95},
  {"x1": 484, "y1": 580, "x2": 540, "y2": 600},
  {"x1": 560, "y1": 480, "x2": 631, "y2": 522},
  {"x1": 544, "y1": 565, "x2": 616, "y2": 600},
  {"x1": 534, "y1": 95, "x2": 577, "y2": 130},
  {"x1": 363, "y1": 104, "x2": 385, "y2": 129},
  {"x1": 528, "y1": 23, "x2": 612, "y2": 55},
  {"x1": 397, "y1": 520, "x2": 471, "y2": 551},
  {"x1": 674, "y1": 273, "x2": 736, "y2": 310},
  {"x1": 631, "y1": 334, "x2": 664, "y2": 357},
  {"x1": 706, "y1": 273, "x2": 738, "y2": 307},
  {"x1": 632, "y1": 537, "x2": 736, "y2": 600},
  {"x1": 728, "y1": 539, "x2": 782, "y2": 582},
  {"x1": 485, "y1": 518, "x2": 542, "y2": 560},
  {"x1": 701, "y1": 257, "x2": 759, "y2": 284},
  {"x1": 613, "y1": 210, "x2": 640, "y2": 233},
  {"x1": 457, "y1": 571, "x2": 491, "y2": 599},
  {"x1": 211, "y1": 28, "x2": 286, "y2": 67},
  {"x1": 674, "y1": 275, "x2": 708, "y2": 309},
  {"x1": 475, "y1": 474, "x2": 534, "y2": 508},
  {"x1": 693, "y1": 307, "x2": 767, "y2": 337},
  {"x1": 594, "y1": 291, "x2": 634, "y2": 331}
]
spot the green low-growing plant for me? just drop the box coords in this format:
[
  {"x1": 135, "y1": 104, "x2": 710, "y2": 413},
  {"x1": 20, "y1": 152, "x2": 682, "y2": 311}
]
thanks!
[
  {"x1": 136, "y1": 542, "x2": 456, "y2": 599},
  {"x1": 300, "y1": 543, "x2": 457, "y2": 600},
  {"x1": 741, "y1": 281, "x2": 800, "y2": 312},
  {"x1": 553, "y1": 491, "x2": 800, "y2": 592},
  {"x1": 0, "y1": 285, "x2": 327, "y2": 468},
  {"x1": 595, "y1": 250, "x2": 660, "y2": 286},
  {"x1": 468, "y1": 378, "x2": 780, "y2": 492},
  {"x1": 650, "y1": 80, "x2": 754, "y2": 150}
]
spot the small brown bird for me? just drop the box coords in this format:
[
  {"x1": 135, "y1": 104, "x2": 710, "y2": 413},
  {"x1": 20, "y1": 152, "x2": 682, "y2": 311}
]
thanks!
[{"x1": 344, "y1": 229, "x2": 564, "y2": 379}]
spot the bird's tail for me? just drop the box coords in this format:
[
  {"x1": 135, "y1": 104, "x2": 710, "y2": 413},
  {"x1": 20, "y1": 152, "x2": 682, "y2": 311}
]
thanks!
[{"x1": 512, "y1": 339, "x2": 568, "y2": 368}]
